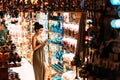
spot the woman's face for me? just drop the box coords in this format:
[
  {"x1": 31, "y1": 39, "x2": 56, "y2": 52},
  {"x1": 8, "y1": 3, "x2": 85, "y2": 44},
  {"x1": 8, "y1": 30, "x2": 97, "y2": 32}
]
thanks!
[{"x1": 36, "y1": 28, "x2": 43, "y2": 34}]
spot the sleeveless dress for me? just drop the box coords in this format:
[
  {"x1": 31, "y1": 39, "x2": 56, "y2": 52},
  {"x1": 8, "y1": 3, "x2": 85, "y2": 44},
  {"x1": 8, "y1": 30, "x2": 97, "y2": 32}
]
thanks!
[{"x1": 33, "y1": 36, "x2": 45, "y2": 80}]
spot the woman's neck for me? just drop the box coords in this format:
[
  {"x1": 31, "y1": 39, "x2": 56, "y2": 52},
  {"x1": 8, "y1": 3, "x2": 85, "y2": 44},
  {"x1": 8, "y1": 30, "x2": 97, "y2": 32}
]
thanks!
[{"x1": 35, "y1": 32, "x2": 40, "y2": 36}]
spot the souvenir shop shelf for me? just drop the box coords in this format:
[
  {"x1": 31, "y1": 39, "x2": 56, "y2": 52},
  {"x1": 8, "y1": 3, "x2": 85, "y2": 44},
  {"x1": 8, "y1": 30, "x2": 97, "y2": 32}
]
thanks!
[
  {"x1": 4, "y1": 15, "x2": 32, "y2": 57},
  {"x1": 61, "y1": 12, "x2": 82, "y2": 80},
  {"x1": 62, "y1": 12, "x2": 81, "y2": 67},
  {"x1": 48, "y1": 12, "x2": 63, "y2": 76},
  {"x1": 48, "y1": 12, "x2": 82, "y2": 79},
  {"x1": 0, "y1": 30, "x2": 22, "y2": 68},
  {"x1": 0, "y1": 27, "x2": 21, "y2": 80}
]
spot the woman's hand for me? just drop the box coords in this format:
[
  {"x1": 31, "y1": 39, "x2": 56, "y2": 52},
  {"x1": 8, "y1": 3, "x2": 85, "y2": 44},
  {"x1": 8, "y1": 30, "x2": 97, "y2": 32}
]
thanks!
[{"x1": 42, "y1": 42, "x2": 47, "y2": 47}]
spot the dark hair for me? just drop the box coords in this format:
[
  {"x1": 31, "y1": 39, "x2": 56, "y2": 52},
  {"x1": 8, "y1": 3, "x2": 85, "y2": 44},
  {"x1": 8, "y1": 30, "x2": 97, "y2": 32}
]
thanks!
[{"x1": 34, "y1": 22, "x2": 43, "y2": 32}]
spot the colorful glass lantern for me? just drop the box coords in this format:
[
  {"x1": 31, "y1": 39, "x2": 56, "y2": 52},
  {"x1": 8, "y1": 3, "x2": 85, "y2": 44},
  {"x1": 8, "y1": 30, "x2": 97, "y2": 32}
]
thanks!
[
  {"x1": 111, "y1": 19, "x2": 120, "y2": 29},
  {"x1": 110, "y1": 0, "x2": 120, "y2": 5}
]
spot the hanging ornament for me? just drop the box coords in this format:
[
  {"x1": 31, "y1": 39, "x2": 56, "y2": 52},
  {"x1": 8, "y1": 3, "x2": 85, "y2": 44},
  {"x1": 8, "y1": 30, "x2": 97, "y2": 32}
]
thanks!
[
  {"x1": 111, "y1": 19, "x2": 120, "y2": 29},
  {"x1": 80, "y1": 0, "x2": 86, "y2": 9},
  {"x1": 116, "y1": 6, "x2": 120, "y2": 17},
  {"x1": 110, "y1": 0, "x2": 120, "y2": 5}
]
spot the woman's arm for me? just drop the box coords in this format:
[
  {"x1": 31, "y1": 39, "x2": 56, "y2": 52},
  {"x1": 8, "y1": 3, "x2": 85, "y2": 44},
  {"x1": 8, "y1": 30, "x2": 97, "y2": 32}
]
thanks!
[{"x1": 32, "y1": 36, "x2": 46, "y2": 51}]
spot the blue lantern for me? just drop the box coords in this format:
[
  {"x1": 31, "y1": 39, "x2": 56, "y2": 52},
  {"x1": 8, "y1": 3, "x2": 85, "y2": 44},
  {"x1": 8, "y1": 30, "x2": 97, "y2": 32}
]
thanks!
[
  {"x1": 111, "y1": 19, "x2": 120, "y2": 29},
  {"x1": 110, "y1": 0, "x2": 120, "y2": 5},
  {"x1": 116, "y1": 6, "x2": 120, "y2": 17}
]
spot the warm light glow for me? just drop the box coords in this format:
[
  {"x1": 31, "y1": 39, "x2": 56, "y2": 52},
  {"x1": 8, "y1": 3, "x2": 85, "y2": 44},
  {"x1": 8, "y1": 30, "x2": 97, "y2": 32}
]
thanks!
[
  {"x1": 31, "y1": 0, "x2": 33, "y2": 4},
  {"x1": 85, "y1": 36, "x2": 89, "y2": 40},
  {"x1": 0, "y1": 25, "x2": 4, "y2": 31},
  {"x1": 44, "y1": 2, "x2": 48, "y2": 5},
  {"x1": 31, "y1": 0, "x2": 38, "y2": 4}
]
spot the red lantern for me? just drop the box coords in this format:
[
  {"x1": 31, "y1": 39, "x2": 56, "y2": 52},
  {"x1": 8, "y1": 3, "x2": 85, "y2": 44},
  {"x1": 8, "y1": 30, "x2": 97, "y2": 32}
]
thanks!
[{"x1": 0, "y1": 25, "x2": 4, "y2": 31}]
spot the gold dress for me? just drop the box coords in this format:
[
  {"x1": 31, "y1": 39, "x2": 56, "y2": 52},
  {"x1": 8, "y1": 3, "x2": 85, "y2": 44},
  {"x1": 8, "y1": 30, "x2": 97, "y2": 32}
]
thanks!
[{"x1": 33, "y1": 36, "x2": 45, "y2": 80}]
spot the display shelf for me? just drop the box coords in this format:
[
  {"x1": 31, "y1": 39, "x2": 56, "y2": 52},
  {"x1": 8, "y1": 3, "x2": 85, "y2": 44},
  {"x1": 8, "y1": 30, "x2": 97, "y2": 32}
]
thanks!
[
  {"x1": 61, "y1": 70, "x2": 76, "y2": 80},
  {"x1": 0, "y1": 27, "x2": 22, "y2": 68},
  {"x1": 48, "y1": 11, "x2": 82, "y2": 80},
  {"x1": 52, "y1": 75, "x2": 62, "y2": 80},
  {"x1": 49, "y1": 32, "x2": 62, "y2": 46},
  {"x1": 51, "y1": 51, "x2": 63, "y2": 63},
  {"x1": 48, "y1": 12, "x2": 63, "y2": 79},
  {"x1": 62, "y1": 12, "x2": 81, "y2": 72}
]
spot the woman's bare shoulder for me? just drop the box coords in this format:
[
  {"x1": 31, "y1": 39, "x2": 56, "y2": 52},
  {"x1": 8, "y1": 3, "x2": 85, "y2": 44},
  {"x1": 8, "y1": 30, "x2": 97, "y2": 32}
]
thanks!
[{"x1": 32, "y1": 35, "x2": 37, "y2": 40}]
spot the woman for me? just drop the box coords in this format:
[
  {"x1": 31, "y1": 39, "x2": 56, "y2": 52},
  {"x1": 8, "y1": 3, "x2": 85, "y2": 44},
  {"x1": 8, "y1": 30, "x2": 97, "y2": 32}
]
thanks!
[{"x1": 32, "y1": 22, "x2": 49, "y2": 80}]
